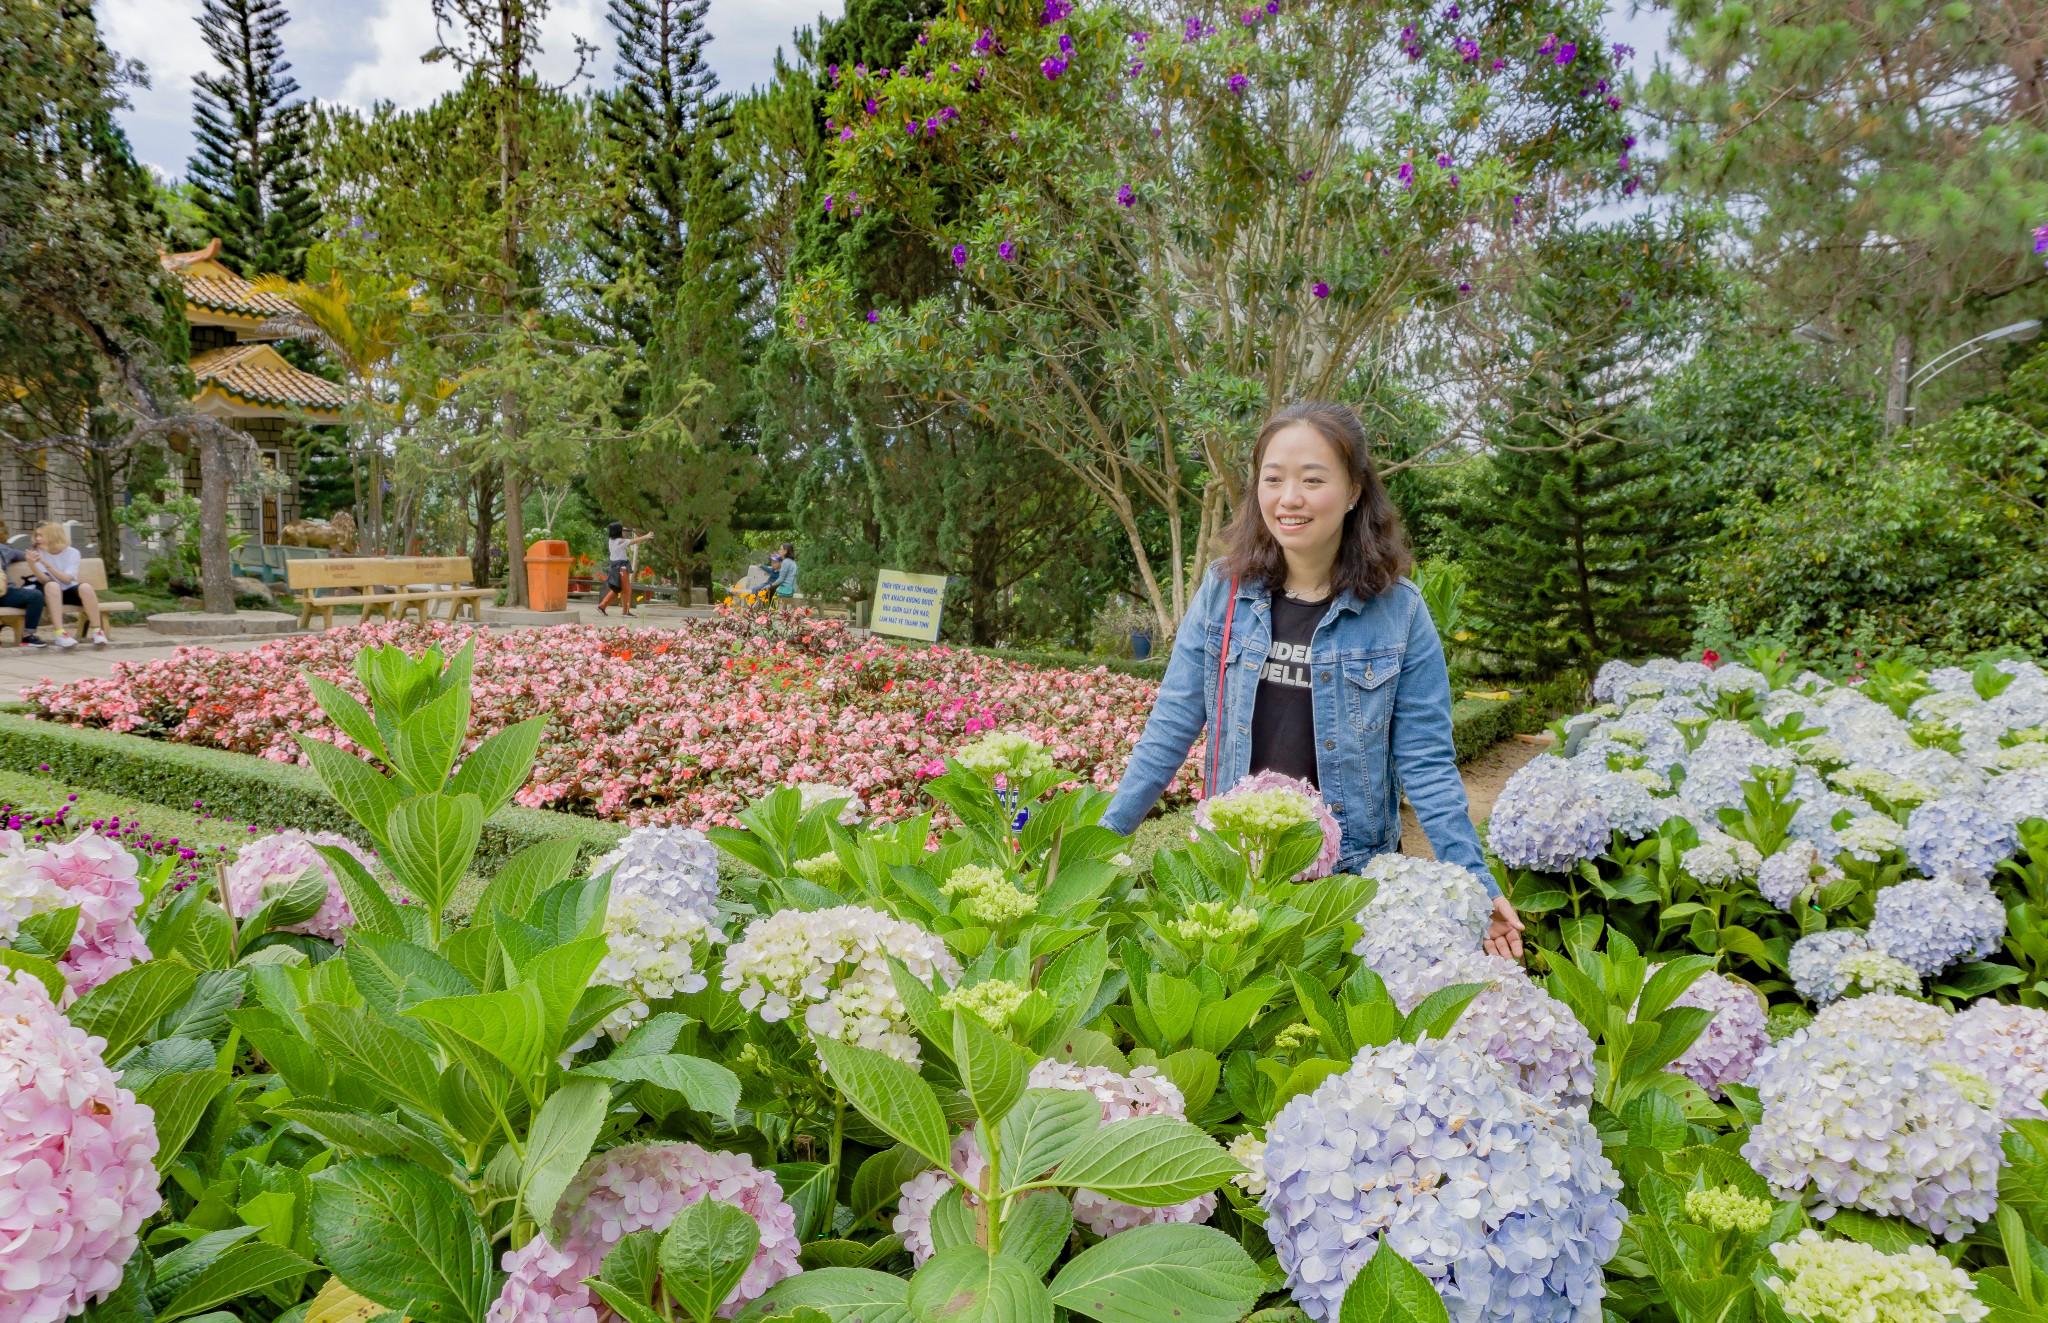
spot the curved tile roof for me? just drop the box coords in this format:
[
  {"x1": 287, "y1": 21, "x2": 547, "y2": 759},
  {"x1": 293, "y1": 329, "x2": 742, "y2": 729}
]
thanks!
[
  {"x1": 190, "y1": 344, "x2": 346, "y2": 418},
  {"x1": 161, "y1": 239, "x2": 298, "y2": 321}
]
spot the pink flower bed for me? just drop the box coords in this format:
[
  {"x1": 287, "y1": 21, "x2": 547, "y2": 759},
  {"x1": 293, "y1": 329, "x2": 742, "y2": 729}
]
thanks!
[{"x1": 22, "y1": 613, "x2": 1192, "y2": 829}]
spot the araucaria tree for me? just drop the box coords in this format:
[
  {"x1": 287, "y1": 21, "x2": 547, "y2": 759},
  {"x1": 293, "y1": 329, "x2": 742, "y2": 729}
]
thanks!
[
  {"x1": 1457, "y1": 219, "x2": 1718, "y2": 672},
  {"x1": 794, "y1": 0, "x2": 1634, "y2": 633},
  {"x1": 585, "y1": 0, "x2": 761, "y2": 587},
  {"x1": 187, "y1": 0, "x2": 319, "y2": 280}
]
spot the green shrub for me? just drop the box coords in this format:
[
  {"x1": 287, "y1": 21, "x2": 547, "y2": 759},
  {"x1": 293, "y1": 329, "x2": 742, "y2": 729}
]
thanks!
[{"x1": 0, "y1": 711, "x2": 623, "y2": 874}]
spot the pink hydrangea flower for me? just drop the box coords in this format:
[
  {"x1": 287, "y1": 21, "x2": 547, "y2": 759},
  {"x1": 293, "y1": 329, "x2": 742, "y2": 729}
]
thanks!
[
  {"x1": 222, "y1": 830, "x2": 375, "y2": 944},
  {"x1": 1661, "y1": 968, "x2": 1769, "y2": 1098},
  {"x1": 12, "y1": 832, "x2": 150, "y2": 996},
  {"x1": 1194, "y1": 770, "x2": 1342, "y2": 879},
  {"x1": 0, "y1": 969, "x2": 163, "y2": 1323},
  {"x1": 489, "y1": 1142, "x2": 801, "y2": 1322}
]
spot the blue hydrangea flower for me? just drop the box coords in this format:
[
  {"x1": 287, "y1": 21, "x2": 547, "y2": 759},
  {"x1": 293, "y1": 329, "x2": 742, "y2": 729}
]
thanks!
[
  {"x1": 1904, "y1": 797, "x2": 2017, "y2": 882},
  {"x1": 1788, "y1": 929, "x2": 1872, "y2": 1005},
  {"x1": 1261, "y1": 1037, "x2": 1625, "y2": 1321},
  {"x1": 1988, "y1": 767, "x2": 2048, "y2": 828},
  {"x1": 1487, "y1": 756, "x2": 1609, "y2": 872},
  {"x1": 1868, "y1": 875, "x2": 2005, "y2": 976}
]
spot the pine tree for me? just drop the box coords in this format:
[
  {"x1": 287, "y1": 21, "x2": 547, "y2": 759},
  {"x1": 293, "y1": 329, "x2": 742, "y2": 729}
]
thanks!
[
  {"x1": 187, "y1": 0, "x2": 318, "y2": 279},
  {"x1": 1457, "y1": 221, "x2": 1719, "y2": 674}
]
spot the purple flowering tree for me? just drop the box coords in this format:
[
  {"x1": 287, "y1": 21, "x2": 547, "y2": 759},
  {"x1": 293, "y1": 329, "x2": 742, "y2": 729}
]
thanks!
[{"x1": 790, "y1": 0, "x2": 1628, "y2": 630}]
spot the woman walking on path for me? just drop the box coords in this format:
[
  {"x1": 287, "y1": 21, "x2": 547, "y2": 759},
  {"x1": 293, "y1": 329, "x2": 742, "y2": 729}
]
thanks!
[
  {"x1": 1100, "y1": 402, "x2": 1524, "y2": 959},
  {"x1": 597, "y1": 522, "x2": 653, "y2": 617}
]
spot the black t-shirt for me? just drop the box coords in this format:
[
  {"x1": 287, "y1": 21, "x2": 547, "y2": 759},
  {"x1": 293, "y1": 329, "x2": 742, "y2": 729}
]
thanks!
[{"x1": 1248, "y1": 591, "x2": 1327, "y2": 786}]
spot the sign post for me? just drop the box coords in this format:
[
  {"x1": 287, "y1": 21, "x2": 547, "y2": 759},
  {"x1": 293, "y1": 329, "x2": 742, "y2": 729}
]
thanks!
[{"x1": 869, "y1": 570, "x2": 948, "y2": 641}]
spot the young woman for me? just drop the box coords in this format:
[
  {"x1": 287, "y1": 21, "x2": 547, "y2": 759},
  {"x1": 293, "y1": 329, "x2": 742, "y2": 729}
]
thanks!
[
  {"x1": 597, "y1": 522, "x2": 653, "y2": 617},
  {"x1": 1101, "y1": 402, "x2": 1524, "y2": 959},
  {"x1": 22, "y1": 523, "x2": 108, "y2": 650},
  {"x1": 770, "y1": 543, "x2": 799, "y2": 604}
]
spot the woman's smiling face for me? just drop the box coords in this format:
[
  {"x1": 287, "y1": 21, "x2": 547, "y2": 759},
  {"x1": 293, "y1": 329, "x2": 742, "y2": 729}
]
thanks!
[{"x1": 1257, "y1": 422, "x2": 1361, "y2": 566}]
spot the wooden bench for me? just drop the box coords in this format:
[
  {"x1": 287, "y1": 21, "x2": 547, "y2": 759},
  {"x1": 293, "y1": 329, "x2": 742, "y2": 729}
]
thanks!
[
  {"x1": 0, "y1": 557, "x2": 135, "y2": 644},
  {"x1": 286, "y1": 556, "x2": 489, "y2": 631}
]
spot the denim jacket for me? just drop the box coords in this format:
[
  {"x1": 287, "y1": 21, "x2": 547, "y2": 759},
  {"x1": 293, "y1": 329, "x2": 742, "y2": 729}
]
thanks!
[{"x1": 1101, "y1": 568, "x2": 1497, "y2": 892}]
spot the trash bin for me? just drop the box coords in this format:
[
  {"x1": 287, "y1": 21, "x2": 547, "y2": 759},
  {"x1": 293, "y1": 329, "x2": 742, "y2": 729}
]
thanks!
[{"x1": 525, "y1": 539, "x2": 571, "y2": 613}]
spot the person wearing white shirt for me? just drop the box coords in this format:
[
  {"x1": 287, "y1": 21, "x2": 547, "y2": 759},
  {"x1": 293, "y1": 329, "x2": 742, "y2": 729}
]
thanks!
[
  {"x1": 597, "y1": 520, "x2": 653, "y2": 617},
  {"x1": 23, "y1": 523, "x2": 107, "y2": 649}
]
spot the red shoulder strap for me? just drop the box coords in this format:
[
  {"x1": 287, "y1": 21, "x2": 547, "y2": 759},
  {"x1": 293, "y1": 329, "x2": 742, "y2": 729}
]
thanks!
[{"x1": 1206, "y1": 578, "x2": 1240, "y2": 797}]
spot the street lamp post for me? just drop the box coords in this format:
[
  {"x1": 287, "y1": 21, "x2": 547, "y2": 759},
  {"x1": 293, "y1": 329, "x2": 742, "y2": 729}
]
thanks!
[{"x1": 1787, "y1": 319, "x2": 2042, "y2": 428}]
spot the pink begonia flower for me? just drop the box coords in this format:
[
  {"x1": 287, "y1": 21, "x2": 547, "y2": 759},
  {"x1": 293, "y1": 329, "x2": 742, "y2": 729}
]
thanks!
[
  {"x1": 222, "y1": 829, "x2": 376, "y2": 944},
  {"x1": 894, "y1": 1060, "x2": 1215, "y2": 1262},
  {"x1": 489, "y1": 1142, "x2": 801, "y2": 1322},
  {"x1": 0, "y1": 970, "x2": 163, "y2": 1323},
  {"x1": 1194, "y1": 770, "x2": 1342, "y2": 879},
  {"x1": 22, "y1": 619, "x2": 1199, "y2": 836},
  {"x1": 10, "y1": 832, "x2": 150, "y2": 995}
]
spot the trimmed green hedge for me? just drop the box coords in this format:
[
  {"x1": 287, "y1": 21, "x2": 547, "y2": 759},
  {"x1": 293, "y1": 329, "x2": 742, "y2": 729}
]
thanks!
[
  {"x1": 953, "y1": 644, "x2": 1169, "y2": 681},
  {"x1": 0, "y1": 712, "x2": 623, "y2": 874},
  {"x1": 1449, "y1": 673, "x2": 1587, "y2": 763}
]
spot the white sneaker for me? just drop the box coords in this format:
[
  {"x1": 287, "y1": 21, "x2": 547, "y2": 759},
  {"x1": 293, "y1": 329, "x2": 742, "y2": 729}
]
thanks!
[
  {"x1": 53, "y1": 632, "x2": 76, "y2": 650},
  {"x1": 90, "y1": 629, "x2": 108, "y2": 649}
]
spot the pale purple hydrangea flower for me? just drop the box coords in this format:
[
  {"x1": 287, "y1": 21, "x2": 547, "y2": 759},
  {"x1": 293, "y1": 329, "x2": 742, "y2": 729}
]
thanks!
[
  {"x1": 0, "y1": 970, "x2": 163, "y2": 1323},
  {"x1": 1744, "y1": 1014, "x2": 2003, "y2": 1239},
  {"x1": 1936, "y1": 1001, "x2": 2048, "y2": 1120},
  {"x1": 1988, "y1": 767, "x2": 2048, "y2": 827},
  {"x1": 1356, "y1": 853, "x2": 1492, "y2": 939},
  {"x1": 1903, "y1": 797, "x2": 2016, "y2": 881},
  {"x1": 1788, "y1": 929, "x2": 1873, "y2": 1005},
  {"x1": 1382, "y1": 948, "x2": 1595, "y2": 1107},
  {"x1": 1757, "y1": 840, "x2": 1841, "y2": 910},
  {"x1": 1663, "y1": 968, "x2": 1768, "y2": 1098},
  {"x1": 1487, "y1": 755, "x2": 1611, "y2": 871},
  {"x1": 222, "y1": 829, "x2": 372, "y2": 944},
  {"x1": 1352, "y1": 908, "x2": 1483, "y2": 990},
  {"x1": 1868, "y1": 875, "x2": 2005, "y2": 976},
  {"x1": 1261, "y1": 1037, "x2": 1625, "y2": 1321},
  {"x1": 489, "y1": 1142, "x2": 801, "y2": 1322}
]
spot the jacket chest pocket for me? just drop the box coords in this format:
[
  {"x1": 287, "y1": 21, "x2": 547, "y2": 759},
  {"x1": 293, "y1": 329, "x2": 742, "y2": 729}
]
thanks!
[{"x1": 1343, "y1": 653, "x2": 1400, "y2": 732}]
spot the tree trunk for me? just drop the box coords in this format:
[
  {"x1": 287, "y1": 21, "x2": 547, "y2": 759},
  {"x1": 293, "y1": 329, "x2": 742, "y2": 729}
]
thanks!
[
  {"x1": 1884, "y1": 328, "x2": 1916, "y2": 434},
  {"x1": 82, "y1": 447, "x2": 123, "y2": 579},
  {"x1": 472, "y1": 463, "x2": 497, "y2": 587},
  {"x1": 198, "y1": 430, "x2": 235, "y2": 613},
  {"x1": 503, "y1": 464, "x2": 526, "y2": 607}
]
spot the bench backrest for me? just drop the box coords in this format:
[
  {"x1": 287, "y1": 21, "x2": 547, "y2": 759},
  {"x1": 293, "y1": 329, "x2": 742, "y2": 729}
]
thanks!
[
  {"x1": 287, "y1": 556, "x2": 475, "y2": 591},
  {"x1": 79, "y1": 557, "x2": 110, "y2": 591}
]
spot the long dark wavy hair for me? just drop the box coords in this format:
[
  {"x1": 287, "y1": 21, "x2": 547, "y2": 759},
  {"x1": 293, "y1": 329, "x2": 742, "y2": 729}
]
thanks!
[{"x1": 1217, "y1": 402, "x2": 1412, "y2": 599}]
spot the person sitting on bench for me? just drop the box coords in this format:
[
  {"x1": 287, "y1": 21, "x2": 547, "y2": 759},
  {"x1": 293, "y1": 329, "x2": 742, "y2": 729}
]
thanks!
[
  {"x1": 0, "y1": 533, "x2": 50, "y2": 648},
  {"x1": 23, "y1": 523, "x2": 107, "y2": 649}
]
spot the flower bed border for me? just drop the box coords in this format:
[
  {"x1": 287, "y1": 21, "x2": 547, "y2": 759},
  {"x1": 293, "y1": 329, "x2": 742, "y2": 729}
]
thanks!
[{"x1": 0, "y1": 708, "x2": 624, "y2": 874}]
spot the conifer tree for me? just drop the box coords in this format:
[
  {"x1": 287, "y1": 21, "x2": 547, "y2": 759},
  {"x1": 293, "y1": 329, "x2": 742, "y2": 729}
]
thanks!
[
  {"x1": 187, "y1": 0, "x2": 318, "y2": 279},
  {"x1": 1457, "y1": 220, "x2": 1718, "y2": 673}
]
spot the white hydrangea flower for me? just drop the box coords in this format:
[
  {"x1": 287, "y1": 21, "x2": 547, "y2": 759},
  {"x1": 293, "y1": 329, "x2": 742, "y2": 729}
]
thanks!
[
  {"x1": 1356, "y1": 854, "x2": 1493, "y2": 939},
  {"x1": 721, "y1": 905, "x2": 959, "y2": 1066},
  {"x1": 1791, "y1": 735, "x2": 1850, "y2": 768},
  {"x1": 1831, "y1": 950, "x2": 1922, "y2": 1000},
  {"x1": 1788, "y1": 929, "x2": 1874, "y2": 1005},
  {"x1": 1381, "y1": 948, "x2": 1595, "y2": 1108},
  {"x1": 1909, "y1": 689, "x2": 1983, "y2": 726},
  {"x1": 1352, "y1": 908, "x2": 1485, "y2": 991},
  {"x1": 1757, "y1": 840, "x2": 1841, "y2": 911},
  {"x1": 1833, "y1": 813, "x2": 1906, "y2": 863},
  {"x1": 1809, "y1": 993, "x2": 1949, "y2": 1048},
  {"x1": 1707, "y1": 664, "x2": 1770, "y2": 698},
  {"x1": 1986, "y1": 767, "x2": 2048, "y2": 828},
  {"x1": 1991, "y1": 743, "x2": 2048, "y2": 774},
  {"x1": 1903, "y1": 797, "x2": 2017, "y2": 882},
  {"x1": 1765, "y1": 1229, "x2": 1987, "y2": 1323},
  {"x1": 1831, "y1": 766, "x2": 1939, "y2": 808},
  {"x1": 1228, "y1": 1133, "x2": 1267, "y2": 1197},
  {"x1": 590, "y1": 827, "x2": 722, "y2": 927},
  {"x1": 1487, "y1": 756, "x2": 1612, "y2": 872},
  {"x1": 1868, "y1": 876, "x2": 2005, "y2": 977},
  {"x1": 795, "y1": 782, "x2": 866, "y2": 824},
  {"x1": 588, "y1": 893, "x2": 722, "y2": 1045},
  {"x1": 1935, "y1": 1001, "x2": 2048, "y2": 1120},
  {"x1": 1682, "y1": 829, "x2": 1764, "y2": 887},
  {"x1": 1744, "y1": 1022, "x2": 2003, "y2": 1238},
  {"x1": 1261, "y1": 1037, "x2": 1625, "y2": 1322}
]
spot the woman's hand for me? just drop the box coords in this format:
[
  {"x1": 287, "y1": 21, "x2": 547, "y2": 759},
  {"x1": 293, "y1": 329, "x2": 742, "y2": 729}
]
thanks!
[{"x1": 1485, "y1": 895, "x2": 1525, "y2": 961}]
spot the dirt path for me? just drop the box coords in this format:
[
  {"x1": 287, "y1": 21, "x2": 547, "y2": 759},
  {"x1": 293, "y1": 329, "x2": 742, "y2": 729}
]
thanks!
[{"x1": 1398, "y1": 736, "x2": 1548, "y2": 858}]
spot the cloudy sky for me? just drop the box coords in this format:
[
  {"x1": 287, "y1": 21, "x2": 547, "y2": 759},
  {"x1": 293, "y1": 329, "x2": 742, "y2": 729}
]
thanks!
[
  {"x1": 108, "y1": 0, "x2": 1675, "y2": 183},
  {"x1": 105, "y1": 0, "x2": 838, "y2": 179}
]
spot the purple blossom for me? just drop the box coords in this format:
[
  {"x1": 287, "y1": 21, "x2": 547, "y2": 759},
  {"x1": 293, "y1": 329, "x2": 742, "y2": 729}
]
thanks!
[
  {"x1": 1312, "y1": 281, "x2": 1330, "y2": 299},
  {"x1": 1399, "y1": 23, "x2": 1424, "y2": 59},
  {"x1": 1436, "y1": 153, "x2": 1454, "y2": 168},
  {"x1": 1041, "y1": 54, "x2": 1067, "y2": 78},
  {"x1": 952, "y1": 244, "x2": 968, "y2": 267},
  {"x1": 1538, "y1": 32, "x2": 1558, "y2": 56},
  {"x1": 1059, "y1": 31, "x2": 1074, "y2": 53},
  {"x1": 1041, "y1": 0, "x2": 1073, "y2": 23},
  {"x1": 1229, "y1": 71, "x2": 1249, "y2": 95},
  {"x1": 1128, "y1": 60, "x2": 1145, "y2": 75},
  {"x1": 1458, "y1": 281, "x2": 1471, "y2": 291},
  {"x1": 1447, "y1": 173, "x2": 1459, "y2": 186},
  {"x1": 866, "y1": 309, "x2": 880, "y2": 323},
  {"x1": 1556, "y1": 41, "x2": 1577, "y2": 64},
  {"x1": 864, "y1": 97, "x2": 879, "y2": 115},
  {"x1": 1266, "y1": 0, "x2": 1280, "y2": 13},
  {"x1": 1491, "y1": 57, "x2": 1505, "y2": 70},
  {"x1": 828, "y1": 64, "x2": 840, "y2": 83},
  {"x1": 1242, "y1": 9, "x2": 1259, "y2": 25},
  {"x1": 1184, "y1": 16, "x2": 1208, "y2": 41},
  {"x1": 917, "y1": 31, "x2": 928, "y2": 44},
  {"x1": 905, "y1": 121, "x2": 919, "y2": 137},
  {"x1": 998, "y1": 240, "x2": 1016, "y2": 261},
  {"x1": 973, "y1": 29, "x2": 995, "y2": 53},
  {"x1": 2036, "y1": 223, "x2": 2048, "y2": 256},
  {"x1": 1442, "y1": 3, "x2": 1460, "y2": 17},
  {"x1": 941, "y1": 105, "x2": 959, "y2": 121},
  {"x1": 824, "y1": 194, "x2": 835, "y2": 211},
  {"x1": 1606, "y1": 95, "x2": 1622, "y2": 109},
  {"x1": 1130, "y1": 30, "x2": 1151, "y2": 47},
  {"x1": 1117, "y1": 182, "x2": 1137, "y2": 206},
  {"x1": 1398, "y1": 160, "x2": 1415, "y2": 188},
  {"x1": 1612, "y1": 42, "x2": 1636, "y2": 59},
  {"x1": 1596, "y1": 77, "x2": 1609, "y2": 93},
  {"x1": 1456, "y1": 38, "x2": 1480, "y2": 62},
  {"x1": 1625, "y1": 135, "x2": 1637, "y2": 147},
  {"x1": 1296, "y1": 169, "x2": 1315, "y2": 181},
  {"x1": 1622, "y1": 175, "x2": 1640, "y2": 195}
]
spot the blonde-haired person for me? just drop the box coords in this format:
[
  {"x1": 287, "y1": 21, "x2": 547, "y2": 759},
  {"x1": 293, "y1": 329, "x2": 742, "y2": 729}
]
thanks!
[{"x1": 22, "y1": 524, "x2": 108, "y2": 649}]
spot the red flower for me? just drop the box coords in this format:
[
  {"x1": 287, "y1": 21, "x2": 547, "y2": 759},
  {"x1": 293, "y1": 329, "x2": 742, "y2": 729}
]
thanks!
[{"x1": 1700, "y1": 649, "x2": 1720, "y2": 667}]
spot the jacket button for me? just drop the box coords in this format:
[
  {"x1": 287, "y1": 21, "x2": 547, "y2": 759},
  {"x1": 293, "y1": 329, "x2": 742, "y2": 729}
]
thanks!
[
  {"x1": 1320, "y1": 671, "x2": 1331, "y2": 681},
  {"x1": 1324, "y1": 739, "x2": 1336, "y2": 750}
]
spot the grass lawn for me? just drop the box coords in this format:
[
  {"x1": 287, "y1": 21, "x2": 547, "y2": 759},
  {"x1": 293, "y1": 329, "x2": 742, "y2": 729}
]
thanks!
[{"x1": 0, "y1": 765, "x2": 257, "y2": 867}]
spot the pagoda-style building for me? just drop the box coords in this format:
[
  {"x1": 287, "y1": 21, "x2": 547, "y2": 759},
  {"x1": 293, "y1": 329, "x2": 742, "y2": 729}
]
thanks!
[{"x1": 0, "y1": 239, "x2": 345, "y2": 552}]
